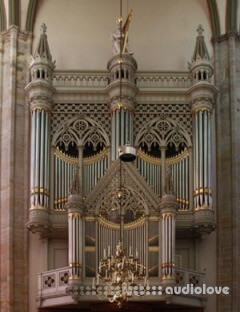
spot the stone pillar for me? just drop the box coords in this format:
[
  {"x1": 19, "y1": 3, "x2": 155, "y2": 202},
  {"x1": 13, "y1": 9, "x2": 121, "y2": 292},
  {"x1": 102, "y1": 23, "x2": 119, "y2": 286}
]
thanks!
[
  {"x1": 160, "y1": 194, "x2": 178, "y2": 285},
  {"x1": 106, "y1": 54, "x2": 138, "y2": 161},
  {"x1": 212, "y1": 31, "x2": 240, "y2": 312},
  {"x1": 25, "y1": 23, "x2": 55, "y2": 238},
  {"x1": 0, "y1": 25, "x2": 31, "y2": 312}
]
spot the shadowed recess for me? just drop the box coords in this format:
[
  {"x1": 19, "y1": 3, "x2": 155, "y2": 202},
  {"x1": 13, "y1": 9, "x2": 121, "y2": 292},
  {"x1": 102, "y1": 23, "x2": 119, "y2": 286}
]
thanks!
[
  {"x1": 26, "y1": 0, "x2": 38, "y2": 31},
  {"x1": 9, "y1": 0, "x2": 19, "y2": 26},
  {"x1": 226, "y1": 0, "x2": 238, "y2": 32},
  {"x1": 0, "y1": 0, "x2": 5, "y2": 30},
  {"x1": 207, "y1": 0, "x2": 221, "y2": 36}
]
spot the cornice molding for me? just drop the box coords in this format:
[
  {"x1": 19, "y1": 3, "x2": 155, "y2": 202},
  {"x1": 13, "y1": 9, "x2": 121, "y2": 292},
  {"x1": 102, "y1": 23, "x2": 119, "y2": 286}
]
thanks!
[
  {"x1": 51, "y1": 70, "x2": 194, "y2": 104},
  {"x1": 212, "y1": 30, "x2": 240, "y2": 43}
]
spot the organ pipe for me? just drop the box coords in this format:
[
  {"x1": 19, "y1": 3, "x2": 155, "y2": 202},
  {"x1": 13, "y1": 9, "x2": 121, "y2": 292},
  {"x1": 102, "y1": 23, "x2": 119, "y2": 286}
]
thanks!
[
  {"x1": 67, "y1": 206, "x2": 83, "y2": 282},
  {"x1": 111, "y1": 107, "x2": 134, "y2": 161},
  {"x1": 161, "y1": 147, "x2": 166, "y2": 195},
  {"x1": 136, "y1": 150, "x2": 190, "y2": 210},
  {"x1": 160, "y1": 195, "x2": 177, "y2": 284},
  {"x1": 97, "y1": 217, "x2": 146, "y2": 266},
  {"x1": 193, "y1": 108, "x2": 213, "y2": 209},
  {"x1": 30, "y1": 109, "x2": 51, "y2": 209},
  {"x1": 53, "y1": 149, "x2": 109, "y2": 210}
]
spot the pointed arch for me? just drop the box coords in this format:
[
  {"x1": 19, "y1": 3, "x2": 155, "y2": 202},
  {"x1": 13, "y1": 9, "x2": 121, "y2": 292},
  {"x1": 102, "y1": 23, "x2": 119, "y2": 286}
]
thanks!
[
  {"x1": 207, "y1": 0, "x2": 221, "y2": 36},
  {"x1": 25, "y1": 0, "x2": 39, "y2": 31},
  {"x1": 0, "y1": 0, "x2": 5, "y2": 31},
  {"x1": 9, "y1": 0, "x2": 19, "y2": 26},
  {"x1": 226, "y1": 0, "x2": 238, "y2": 32}
]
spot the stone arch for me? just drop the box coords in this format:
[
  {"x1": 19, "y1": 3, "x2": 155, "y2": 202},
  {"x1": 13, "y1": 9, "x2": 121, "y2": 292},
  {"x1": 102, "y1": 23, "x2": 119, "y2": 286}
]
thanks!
[
  {"x1": 207, "y1": 0, "x2": 221, "y2": 36},
  {"x1": 0, "y1": 0, "x2": 5, "y2": 31},
  {"x1": 226, "y1": 0, "x2": 238, "y2": 32},
  {"x1": 25, "y1": 0, "x2": 218, "y2": 39},
  {"x1": 9, "y1": 0, "x2": 19, "y2": 26},
  {"x1": 25, "y1": 0, "x2": 38, "y2": 31}
]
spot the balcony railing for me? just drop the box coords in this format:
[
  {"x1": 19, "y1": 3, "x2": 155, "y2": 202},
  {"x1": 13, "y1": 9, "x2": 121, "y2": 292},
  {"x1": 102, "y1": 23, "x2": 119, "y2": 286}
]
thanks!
[{"x1": 37, "y1": 266, "x2": 206, "y2": 308}]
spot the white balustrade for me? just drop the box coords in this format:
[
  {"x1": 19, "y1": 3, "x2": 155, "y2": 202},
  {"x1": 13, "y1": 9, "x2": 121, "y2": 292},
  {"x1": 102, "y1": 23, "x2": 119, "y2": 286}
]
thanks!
[
  {"x1": 37, "y1": 266, "x2": 205, "y2": 298},
  {"x1": 38, "y1": 267, "x2": 70, "y2": 297},
  {"x1": 52, "y1": 71, "x2": 192, "y2": 90}
]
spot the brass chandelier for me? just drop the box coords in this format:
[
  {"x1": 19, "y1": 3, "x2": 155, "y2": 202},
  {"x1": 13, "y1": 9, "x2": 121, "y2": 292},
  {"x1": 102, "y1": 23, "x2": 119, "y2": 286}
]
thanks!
[
  {"x1": 97, "y1": 240, "x2": 146, "y2": 307},
  {"x1": 95, "y1": 159, "x2": 147, "y2": 307}
]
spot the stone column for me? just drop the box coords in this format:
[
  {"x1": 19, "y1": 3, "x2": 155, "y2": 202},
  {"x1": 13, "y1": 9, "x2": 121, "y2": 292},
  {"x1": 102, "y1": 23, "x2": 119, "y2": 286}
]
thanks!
[
  {"x1": 106, "y1": 54, "x2": 138, "y2": 161},
  {"x1": 0, "y1": 25, "x2": 31, "y2": 312},
  {"x1": 212, "y1": 31, "x2": 240, "y2": 312},
  {"x1": 160, "y1": 194, "x2": 178, "y2": 285}
]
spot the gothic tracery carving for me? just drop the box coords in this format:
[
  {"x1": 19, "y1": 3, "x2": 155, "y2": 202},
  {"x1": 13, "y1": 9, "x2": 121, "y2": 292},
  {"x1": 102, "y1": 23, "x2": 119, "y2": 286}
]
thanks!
[
  {"x1": 52, "y1": 115, "x2": 110, "y2": 151},
  {"x1": 86, "y1": 162, "x2": 158, "y2": 215},
  {"x1": 99, "y1": 187, "x2": 146, "y2": 223},
  {"x1": 135, "y1": 116, "x2": 192, "y2": 152}
]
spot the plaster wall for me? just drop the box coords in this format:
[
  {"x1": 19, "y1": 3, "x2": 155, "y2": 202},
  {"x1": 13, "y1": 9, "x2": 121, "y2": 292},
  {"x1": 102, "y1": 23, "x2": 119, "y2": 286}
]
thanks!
[
  {"x1": 20, "y1": 0, "x2": 30, "y2": 30},
  {"x1": 3, "y1": 0, "x2": 9, "y2": 27},
  {"x1": 33, "y1": 0, "x2": 213, "y2": 71},
  {"x1": 216, "y1": 0, "x2": 227, "y2": 34},
  {"x1": 29, "y1": 234, "x2": 49, "y2": 312},
  {"x1": 199, "y1": 232, "x2": 217, "y2": 312}
]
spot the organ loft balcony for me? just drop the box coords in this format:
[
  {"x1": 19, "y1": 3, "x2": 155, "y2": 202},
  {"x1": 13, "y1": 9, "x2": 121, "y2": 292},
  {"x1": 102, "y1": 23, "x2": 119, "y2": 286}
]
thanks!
[{"x1": 33, "y1": 144, "x2": 212, "y2": 310}]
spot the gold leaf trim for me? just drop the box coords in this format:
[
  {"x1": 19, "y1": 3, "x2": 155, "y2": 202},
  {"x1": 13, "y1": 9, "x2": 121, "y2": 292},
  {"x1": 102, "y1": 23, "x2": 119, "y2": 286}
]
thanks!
[{"x1": 137, "y1": 148, "x2": 189, "y2": 165}]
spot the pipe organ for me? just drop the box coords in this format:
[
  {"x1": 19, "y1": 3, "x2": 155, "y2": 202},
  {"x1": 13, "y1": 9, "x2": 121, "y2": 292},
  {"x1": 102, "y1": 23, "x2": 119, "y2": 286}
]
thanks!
[
  {"x1": 170, "y1": 151, "x2": 190, "y2": 211},
  {"x1": 26, "y1": 24, "x2": 217, "y2": 291},
  {"x1": 54, "y1": 149, "x2": 77, "y2": 210},
  {"x1": 53, "y1": 148, "x2": 110, "y2": 211},
  {"x1": 136, "y1": 149, "x2": 190, "y2": 210},
  {"x1": 136, "y1": 150, "x2": 162, "y2": 196},
  {"x1": 111, "y1": 108, "x2": 134, "y2": 161},
  {"x1": 25, "y1": 23, "x2": 55, "y2": 236},
  {"x1": 193, "y1": 109, "x2": 212, "y2": 209},
  {"x1": 97, "y1": 217, "x2": 147, "y2": 266},
  {"x1": 31, "y1": 109, "x2": 51, "y2": 210},
  {"x1": 83, "y1": 149, "x2": 109, "y2": 195},
  {"x1": 161, "y1": 214, "x2": 175, "y2": 278},
  {"x1": 189, "y1": 25, "x2": 217, "y2": 233},
  {"x1": 106, "y1": 54, "x2": 138, "y2": 161}
]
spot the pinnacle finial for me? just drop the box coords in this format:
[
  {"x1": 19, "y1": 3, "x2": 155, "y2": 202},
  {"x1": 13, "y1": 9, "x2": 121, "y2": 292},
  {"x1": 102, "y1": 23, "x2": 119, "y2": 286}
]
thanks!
[
  {"x1": 40, "y1": 23, "x2": 47, "y2": 34},
  {"x1": 197, "y1": 24, "x2": 204, "y2": 36}
]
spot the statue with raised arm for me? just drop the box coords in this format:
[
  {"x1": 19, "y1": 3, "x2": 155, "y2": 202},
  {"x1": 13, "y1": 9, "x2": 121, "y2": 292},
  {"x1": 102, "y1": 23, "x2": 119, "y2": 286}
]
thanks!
[
  {"x1": 112, "y1": 9, "x2": 133, "y2": 55},
  {"x1": 164, "y1": 165, "x2": 174, "y2": 195},
  {"x1": 112, "y1": 21, "x2": 122, "y2": 55}
]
